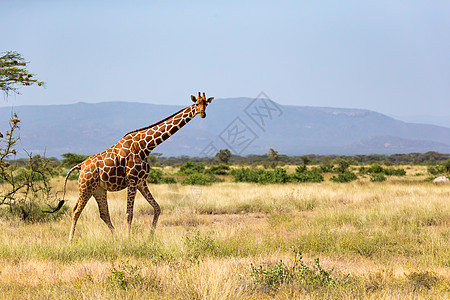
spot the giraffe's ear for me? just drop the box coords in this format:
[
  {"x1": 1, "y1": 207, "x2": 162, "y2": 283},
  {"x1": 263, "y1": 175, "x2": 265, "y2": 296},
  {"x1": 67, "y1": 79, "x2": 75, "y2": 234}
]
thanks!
[
  {"x1": 207, "y1": 97, "x2": 214, "y2": 103},
  {"x1": 191, "y1": 95, "x2": 197, "y2": 102}
]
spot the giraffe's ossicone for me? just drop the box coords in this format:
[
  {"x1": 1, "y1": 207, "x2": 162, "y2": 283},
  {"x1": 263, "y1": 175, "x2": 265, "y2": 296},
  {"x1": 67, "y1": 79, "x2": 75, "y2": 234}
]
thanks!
[{"x1": 54, "y1": 93, "x2": 213, "y2": 241}]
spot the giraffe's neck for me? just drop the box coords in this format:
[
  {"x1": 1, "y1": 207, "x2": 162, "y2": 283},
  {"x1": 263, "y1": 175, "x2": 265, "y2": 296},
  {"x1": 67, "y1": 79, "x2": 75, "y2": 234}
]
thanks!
[{"x1": 128, "y1": 104, "x2": 198, "y2": 156}]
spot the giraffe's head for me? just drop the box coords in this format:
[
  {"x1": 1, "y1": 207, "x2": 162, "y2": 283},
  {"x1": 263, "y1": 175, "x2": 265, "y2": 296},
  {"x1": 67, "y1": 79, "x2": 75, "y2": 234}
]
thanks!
[{"x1": 191, "y1": 92, "x2": 214, "y2": 118}]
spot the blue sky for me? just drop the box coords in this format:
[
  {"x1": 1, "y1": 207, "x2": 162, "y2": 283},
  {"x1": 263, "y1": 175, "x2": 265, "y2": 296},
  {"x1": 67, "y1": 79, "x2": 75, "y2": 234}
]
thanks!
[{"x1": 1, "y1": 1, "x2": 450, "y2": 119}]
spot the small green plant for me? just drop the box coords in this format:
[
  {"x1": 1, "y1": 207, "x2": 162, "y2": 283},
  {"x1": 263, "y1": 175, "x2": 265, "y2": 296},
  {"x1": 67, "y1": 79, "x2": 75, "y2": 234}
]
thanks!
[
  {"x1": 249, "y1": 247, "x2": 340, "y2": 292},
  {"x1": 106, "y1": 260, "x2": 146, "y2": 291},
  {"x1": 184, "y1": 229, "x2": 216, "y2": 262}
]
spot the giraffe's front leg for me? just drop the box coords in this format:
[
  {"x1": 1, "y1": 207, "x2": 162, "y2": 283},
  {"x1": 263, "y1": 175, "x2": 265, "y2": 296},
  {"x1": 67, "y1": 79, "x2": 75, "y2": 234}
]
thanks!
[
  {"x1": 126, "y1": 184, "x2": 137, "y2": 236},
  {"x1": 138, "y1": 182, "x2": 160, "y2": 237}
]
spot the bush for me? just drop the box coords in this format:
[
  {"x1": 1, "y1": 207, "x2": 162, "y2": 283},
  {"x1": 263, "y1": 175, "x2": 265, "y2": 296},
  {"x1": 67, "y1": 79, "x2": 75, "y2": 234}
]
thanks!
[
  {"x1": 383, "y1": 168, "x2": 406, "y2": 176},
  {"x1": 290, "y1": 166, "x2": 324, "y2": 183},
  {"x1": 319, "y1": 161, "x2": 333, "y2": 173},
  {"x1": 333, "y1": 158, "x2": 352, "y2": 173},
  {"x1": 205, "y1": 164, "x2": 230, "y2": 175},
  {"x1": 359, "y1": 165, "x2": 406, "y2": 176},
  {"x1": 330, "y1": 171, "x2": 358, "y2": 183},
  {"x1": 257, "y1": 168, "x2": 289, "y2": 184},
  {"x1": 178, "y1": 161, "x2": 205, "y2": 175},
  {"x1": 249, "y1": 247, "x2": 340, "y2": 292},
  {"x1": 106, "y1": 260, "x2": 153, "y2": 291},
  {"x1": 370, "y1": 173, "x2": 387, "y2": 182},
  {"x1": 147, "y1": 168, "x2": 176, "y2": 184},
  {"x1": 231, "y1": 168, "x2": 264, "y2": 183}
]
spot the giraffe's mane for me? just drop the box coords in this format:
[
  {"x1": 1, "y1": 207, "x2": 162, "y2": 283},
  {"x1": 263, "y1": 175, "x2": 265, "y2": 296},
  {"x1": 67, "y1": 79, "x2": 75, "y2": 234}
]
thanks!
[{"x1": 123, "y1": 105, "x2": 190, "y2": 137}]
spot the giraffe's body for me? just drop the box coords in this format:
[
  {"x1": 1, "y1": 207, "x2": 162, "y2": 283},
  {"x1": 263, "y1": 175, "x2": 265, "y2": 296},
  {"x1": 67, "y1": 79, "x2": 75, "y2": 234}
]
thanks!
[{"x1": 66, "y1": 93, "x2": 213, "y2": 241}]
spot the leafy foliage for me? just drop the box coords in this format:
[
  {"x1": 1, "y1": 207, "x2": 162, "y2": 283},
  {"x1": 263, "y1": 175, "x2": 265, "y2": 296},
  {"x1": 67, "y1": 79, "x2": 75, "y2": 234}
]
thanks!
[
  {"x1": 370, "y1": 173, "x2": 387, "y2": 182},
  {"x1": 0, "y1": 51, "x2": 45, "y2": 96},
  {"x1": 231, "y1": 168, "x2": 265, "y2": 183},
  {"x1": 205, "y1": 163, "x2": 230, "y2": 175},
  {"x1": 330, "y1": 171, "x2": 358, "y2": 183},
  {"x1": 177, "y1": 161, "x2": 205, "y2": 175},
  {"x1": 257, "y1": 168, "x2": 289, "y2": 184},
  {"x1": 231, "y1": 166, "x2": 324, "y2": 184},
  {"x1": 249, "y1": 247, "x2": 341, "y2": 292},
  {"x1": 60, "y1": 152, "x2": 88, "y2": 168},
  {"x1": 333, "y1": 158, "x2": 354, "y2": 173},
  {"x1": 215, "y1": 149, "x2": 231, "y2": 164},
  {"x1": 146, "y1": 168, "x2": 176, "y2": 184},
  {"x1": 290, "y1": 166, "x2": 324, "y2": 183},
  {"x1": 184, "y1": 229, "x2": 216, "y2": 262},
  {"x1": 106, "y1": 260, "x2": 151, "y2": 291},
  {"x1": 359, "y1": 165, "x2": 406, "y2": 176}
]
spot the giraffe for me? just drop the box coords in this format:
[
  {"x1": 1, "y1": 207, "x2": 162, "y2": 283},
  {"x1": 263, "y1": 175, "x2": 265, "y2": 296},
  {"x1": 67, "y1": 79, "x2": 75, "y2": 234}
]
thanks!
[{"x1": 57, "y1": 92, "x2": 213, "y2": 241}]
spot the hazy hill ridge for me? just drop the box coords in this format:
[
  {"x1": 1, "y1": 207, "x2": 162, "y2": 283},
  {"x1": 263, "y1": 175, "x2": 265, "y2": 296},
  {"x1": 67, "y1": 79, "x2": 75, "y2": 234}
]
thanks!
[{"x1": 1, "y1": 98, "x2": 449, "y2": 157}]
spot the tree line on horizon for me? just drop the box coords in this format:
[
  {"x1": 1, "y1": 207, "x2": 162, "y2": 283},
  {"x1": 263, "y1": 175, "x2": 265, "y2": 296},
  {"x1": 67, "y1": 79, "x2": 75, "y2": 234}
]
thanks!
[{"x1": 9, "y1": 150, "x2": 447, "y2": 169}]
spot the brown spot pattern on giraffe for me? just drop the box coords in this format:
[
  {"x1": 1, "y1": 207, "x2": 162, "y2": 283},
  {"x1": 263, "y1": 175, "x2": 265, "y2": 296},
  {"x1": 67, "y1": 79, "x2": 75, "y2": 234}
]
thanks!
[{"x1": 67, "y1": 93, "x2": 213, "y2": 241}]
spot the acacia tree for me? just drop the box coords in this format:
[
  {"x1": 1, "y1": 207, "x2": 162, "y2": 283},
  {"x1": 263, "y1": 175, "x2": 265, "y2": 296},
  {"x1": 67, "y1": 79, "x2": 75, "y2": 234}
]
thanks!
[
  {"x1": 216, "y1": 149, "x2": 231, "y2": 164},
  {"x1": 268, "y1": 148, "x2": 279, "y2": 161},
  {"x1": 0, "y1": 51, "x2": 44, "y2": 96}
]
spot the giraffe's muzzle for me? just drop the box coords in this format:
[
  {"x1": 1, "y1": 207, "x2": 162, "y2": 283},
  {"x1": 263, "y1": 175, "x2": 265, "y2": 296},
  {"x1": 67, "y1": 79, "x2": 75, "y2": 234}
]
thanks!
[{"x1": 199, "y1": 112, "x2": 206, "y2": 118}]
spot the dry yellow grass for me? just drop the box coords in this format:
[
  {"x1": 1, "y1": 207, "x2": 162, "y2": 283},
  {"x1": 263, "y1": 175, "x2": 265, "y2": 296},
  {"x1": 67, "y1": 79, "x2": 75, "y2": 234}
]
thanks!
[{"x1": 0, "y1": 168, "x2": 449, "y2": 299}]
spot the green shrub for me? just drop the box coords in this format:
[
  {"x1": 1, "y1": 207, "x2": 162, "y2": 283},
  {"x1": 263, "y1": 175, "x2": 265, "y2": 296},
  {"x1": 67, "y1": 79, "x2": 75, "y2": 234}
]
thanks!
[
  {"x1": 295, "y1": 165, "x2": 307, "y2": 173},
  {"x1": 178, "y1": 161, "x2": 205, "y2": 175},
  {"x1": 106, "y1": 260, "x2": 150, "y2": 291},
  {"x1": 370, "y1": 173, "x2": 386, "y2": 182},
  {"x1": 319, "y1": 161, "x2": 334, "y2": 173},
  {"x1": 249, "y1": 247, "x2": 340, "y2": 292},
  {"x1": 333, "y1": 158, "x2": 352, "y2": 173},
  {"x1": 383, "y1": 168, "x2": 406, "y2": 176},
  {"x1": 159, "y1": 176, "x2": 177, "y2": 184},
  {"x1": 184, "y1": 229, "x2": 216, "y2": 262},
  {"x1": 290, "y1": 166, "x2": 324, "y2": 183},
  {"x1": 427, "y1": 165, "x2": 442, "y2": 175},
  {"x1": 330, "y1": 171, "x2": 358, "y2": 183},
  {"x1": 231, "y1": 168, "x2": 264, "y2": 183},
  {"x1": 257, "y1": 168, "x2": 289, "y2": 184},
  {"x1": 205, "y1": 164, "x2": 230, "y2": 175},
  {"x1": 360, "y1": 165, "x2": 406, "y2": 176},
  {"x1": 147, "y1": 168, "x2": 177, "y2": 184}
]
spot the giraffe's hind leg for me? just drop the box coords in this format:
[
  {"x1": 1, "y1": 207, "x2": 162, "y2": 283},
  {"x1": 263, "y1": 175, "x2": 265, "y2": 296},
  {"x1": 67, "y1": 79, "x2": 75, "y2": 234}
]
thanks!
[
  {"x1": 138, "y1": 182, "x2": 161, "y2": 236},
  {"x1": 126, "y1": 184, "x2": 137, "y2": 236},
  {"x1": 93, "y1": 187, "x2": 115, "y2": 235},
  {"x1": 69, "y1": 189, "x2": 94, "y2": 242}
]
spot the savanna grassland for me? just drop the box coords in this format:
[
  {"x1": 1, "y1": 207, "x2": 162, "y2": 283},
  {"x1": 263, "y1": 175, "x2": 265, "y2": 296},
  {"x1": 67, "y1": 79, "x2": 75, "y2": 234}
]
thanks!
[{"x1": 0, "y1": 166, "x2": 449, "y2": 299}]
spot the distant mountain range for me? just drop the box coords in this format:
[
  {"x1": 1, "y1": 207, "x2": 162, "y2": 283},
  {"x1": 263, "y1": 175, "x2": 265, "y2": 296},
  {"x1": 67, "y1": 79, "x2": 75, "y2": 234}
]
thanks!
[{"x1": 1, "y1": 98, "x2": 450, "y2": 158}]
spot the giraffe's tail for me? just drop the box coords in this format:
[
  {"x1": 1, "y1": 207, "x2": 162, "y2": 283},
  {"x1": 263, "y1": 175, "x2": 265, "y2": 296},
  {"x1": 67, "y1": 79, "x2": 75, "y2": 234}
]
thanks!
[{"x1": 43, "y1": 164, "x2": 82, "y2": 213}]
